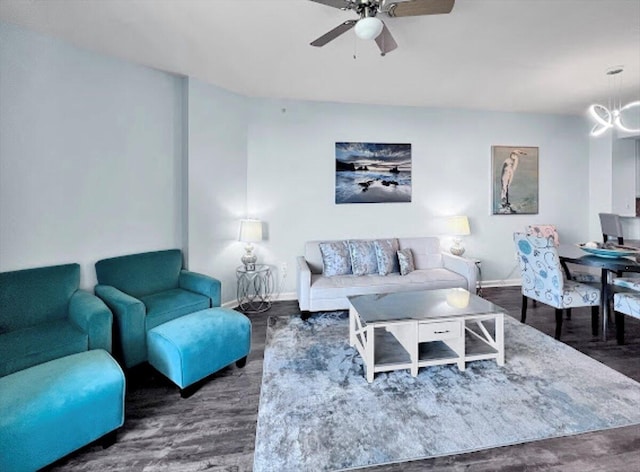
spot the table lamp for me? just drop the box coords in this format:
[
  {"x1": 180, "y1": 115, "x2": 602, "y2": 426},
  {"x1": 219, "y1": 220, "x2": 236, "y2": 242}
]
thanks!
[
  {"x1": 239, "y1": 219, "x2": 263, "y2": 271},
  {"x1": 447, "y1": 216, "x2": 470, "y2": 256}
]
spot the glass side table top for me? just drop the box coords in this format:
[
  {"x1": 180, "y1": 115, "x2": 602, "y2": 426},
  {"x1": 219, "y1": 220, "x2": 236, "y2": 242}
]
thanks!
[
  {"x1": 348, "y1": 288, "x2": 506, "y2": 324},
  {"x1": 236, "y1": 264, "x2": 270, "y2": 275}
]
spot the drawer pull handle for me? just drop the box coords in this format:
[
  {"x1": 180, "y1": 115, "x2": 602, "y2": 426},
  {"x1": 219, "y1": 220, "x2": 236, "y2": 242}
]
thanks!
[{"x1": 434, "y1": 330, "x2": 450, "y2": 334}]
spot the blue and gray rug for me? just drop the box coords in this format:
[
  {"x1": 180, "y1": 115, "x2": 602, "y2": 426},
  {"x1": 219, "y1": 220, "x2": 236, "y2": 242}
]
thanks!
[{"x1": 254, "y1": 312, "x2": 640, "y2": 472}]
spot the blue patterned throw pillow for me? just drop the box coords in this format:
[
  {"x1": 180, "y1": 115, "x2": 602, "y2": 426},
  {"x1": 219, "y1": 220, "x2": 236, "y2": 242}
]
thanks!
[
  {"x1": 397, "y1": 248, "x2": 415, "y2": 276},
  {"x1": 374, "y1": 239, "x2": 400, "y2": 275},
  {"x1": 348, "y1": 240, "x2": 378, "y2": 276},
  {"x1": 319, "y1": 241, "x2": 352, "y2": 277}
]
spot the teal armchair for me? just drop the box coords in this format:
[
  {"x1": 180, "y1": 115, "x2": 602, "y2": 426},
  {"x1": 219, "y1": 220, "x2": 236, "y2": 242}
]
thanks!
[
  {"x1": 95, "y1": 249, "x2": 221, "y2": 368},
  {"x1": 0, "y1": 263, "x2": 112, "y2": 377}
]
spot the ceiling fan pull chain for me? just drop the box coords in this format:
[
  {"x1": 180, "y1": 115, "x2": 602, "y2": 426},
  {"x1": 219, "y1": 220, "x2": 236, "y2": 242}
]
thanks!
[{"x1": 353, "y1": 33, "x2": 358, "y2": 60}]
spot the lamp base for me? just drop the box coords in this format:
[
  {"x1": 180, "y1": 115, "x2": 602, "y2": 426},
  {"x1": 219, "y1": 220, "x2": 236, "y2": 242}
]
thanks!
[
  {"x1": 450, "y1": 238, "x2": 466, "y2": 256},
  {"x1": 241, "y1": 243, "x2": 257, "y2": 271}
]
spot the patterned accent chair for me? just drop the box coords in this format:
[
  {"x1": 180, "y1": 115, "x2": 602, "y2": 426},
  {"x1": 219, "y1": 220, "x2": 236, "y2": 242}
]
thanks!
[
  {"x1": 613, "y1": 288, "x2": 640, "y2": 345},
  {"x1": 514, "y1": 233, "x2": 600, "y2": 340},
  {"x1": 525, "y1": 224, "x2": 598, "y2": 285}
]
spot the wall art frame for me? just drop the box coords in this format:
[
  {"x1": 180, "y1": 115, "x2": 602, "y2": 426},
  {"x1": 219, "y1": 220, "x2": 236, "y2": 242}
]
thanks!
[
  {"x1": 491, "y1": 145, "x2": 539, "y2": 215},
  {"x1": 335, "y1": 142, "x2": 412, "y2": 204}
]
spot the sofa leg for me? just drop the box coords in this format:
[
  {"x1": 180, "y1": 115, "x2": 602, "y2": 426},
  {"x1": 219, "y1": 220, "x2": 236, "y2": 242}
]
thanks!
[
  {"x1": 301, "y1": 311, "x2": 312, "y2": 321},
  {"x1": 101, "y1": 430, "x2": 118, "y2": 449},
  {"x1": 236, "y1": 356, "x2": 247, "y2": 368},
  {"x1": 566, "y1": 308, "x2": 572, "y2": 320}
]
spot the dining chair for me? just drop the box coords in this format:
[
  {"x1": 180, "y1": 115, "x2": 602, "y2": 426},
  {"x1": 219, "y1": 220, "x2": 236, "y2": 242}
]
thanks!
[
  {"x1": 599, "y1": 213, "x2": 624, "y2": 244},
  {"x1": 514, "y1": 233, "x2": 600, "y2": 340},
  {"x1": 525, "y1": 224, "x2": 599, "y2": 286},
  {"x1": 597, "y1": 214, "x2": 640, "y2": 289},
  {"x1": 613, "y1": 290, "x2": 640, "y2": 344}
]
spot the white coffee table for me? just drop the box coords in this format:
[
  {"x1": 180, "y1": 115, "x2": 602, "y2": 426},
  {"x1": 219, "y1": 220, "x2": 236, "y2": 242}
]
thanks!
[{"x1": 348, "y1": 288, "x2": 505, "y2": 382}]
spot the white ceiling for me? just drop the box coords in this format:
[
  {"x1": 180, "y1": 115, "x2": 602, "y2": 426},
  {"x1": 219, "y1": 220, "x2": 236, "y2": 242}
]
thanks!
[{"x1": 1, "y1": 0, "x2": 639, "y2": 115}]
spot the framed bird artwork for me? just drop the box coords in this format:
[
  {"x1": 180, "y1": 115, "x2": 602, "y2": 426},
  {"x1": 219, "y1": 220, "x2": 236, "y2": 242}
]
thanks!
[{"x1": 491, "y1": 145, "x2": 539, "y2": 215}]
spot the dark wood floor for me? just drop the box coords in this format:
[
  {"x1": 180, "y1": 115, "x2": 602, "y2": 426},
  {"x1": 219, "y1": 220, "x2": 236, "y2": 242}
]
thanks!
[{"x1": 48, "y1": 287, "x2": 640, "y2": 472}]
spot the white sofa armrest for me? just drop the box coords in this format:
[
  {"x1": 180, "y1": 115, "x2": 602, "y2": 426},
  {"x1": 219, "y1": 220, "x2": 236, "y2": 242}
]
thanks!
[
  {"x1": 296, "y1": 256, "x2": 312, "y2": 311},
  {"x1": 442, "y1": 253, "x2": 478, "y2": 293}
]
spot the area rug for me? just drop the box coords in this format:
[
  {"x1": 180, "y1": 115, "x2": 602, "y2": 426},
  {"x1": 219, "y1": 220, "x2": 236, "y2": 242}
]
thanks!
[{"x1": 253, "y1": 312, "x2": 640, "y2": 472}]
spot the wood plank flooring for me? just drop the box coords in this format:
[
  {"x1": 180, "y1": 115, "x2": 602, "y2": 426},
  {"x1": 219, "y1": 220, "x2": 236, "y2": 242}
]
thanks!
[{"x1": 47, "y1": 287, "x2": 640, "y2": 472}]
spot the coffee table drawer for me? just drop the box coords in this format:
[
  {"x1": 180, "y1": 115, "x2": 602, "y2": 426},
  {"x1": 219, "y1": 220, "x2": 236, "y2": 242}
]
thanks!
[{"x1": 419, "y1": 321, "x2": 461, "y2": 342}]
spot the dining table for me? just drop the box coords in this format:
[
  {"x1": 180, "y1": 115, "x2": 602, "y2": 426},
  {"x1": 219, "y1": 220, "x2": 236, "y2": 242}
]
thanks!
[{"x1": 558, "y1": 244, "x2": 640, "y2": 341}]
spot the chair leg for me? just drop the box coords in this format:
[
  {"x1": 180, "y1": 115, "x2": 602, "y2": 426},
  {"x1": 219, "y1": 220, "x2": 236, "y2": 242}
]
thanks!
[
  {"x1": 521, "y1": 295, "x2": 528, "y2": 323},
  {"x1": 566, "y1": 308, "x2": 572, "y2": 320},
  {"x1": 615, "y1": 311, "x2": 625, "y2": 345},
  {"x1": 591, "y1": 306, "x2": 599, "y2": 337},
  {"x1": 101, "y1": 430, "x2": 118, "y2": 449},
  {"x1": 180, "y1": 384, "x2": 199, "y2": 399},
  {"x1": 555, "y1": 308, "x2": 563, "y2": 340}
]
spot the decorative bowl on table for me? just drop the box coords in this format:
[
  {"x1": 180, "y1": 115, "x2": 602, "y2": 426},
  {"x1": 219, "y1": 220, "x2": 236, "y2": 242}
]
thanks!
[{"x1": 577, "y1": 242, "x2": 639, "y2": 259}]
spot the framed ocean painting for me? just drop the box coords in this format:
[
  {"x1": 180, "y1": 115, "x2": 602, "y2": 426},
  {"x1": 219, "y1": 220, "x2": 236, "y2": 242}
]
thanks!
[
  {"x1": 335, "y1": 142, "x2": 412, "y2": 204},
  {"x1": 492, "y1": 145, "x2": 539, "y2": 215}
]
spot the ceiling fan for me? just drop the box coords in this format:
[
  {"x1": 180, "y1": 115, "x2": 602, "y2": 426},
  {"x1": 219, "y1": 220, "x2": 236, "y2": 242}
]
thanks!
[{"x1": 310, "y1": 0, "x2": 455, "y2": 55}]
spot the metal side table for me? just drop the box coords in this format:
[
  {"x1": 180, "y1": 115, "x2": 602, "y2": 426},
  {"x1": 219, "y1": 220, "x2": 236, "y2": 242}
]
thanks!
[{"x1": 236, "y1": 264, "x2": 273, "y2": 313}]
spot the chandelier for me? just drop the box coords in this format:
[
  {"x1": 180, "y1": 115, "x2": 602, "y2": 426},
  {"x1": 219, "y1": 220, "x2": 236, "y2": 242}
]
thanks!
[{"x1": 588, "y1": 66, "x2": 640, "y2": 137}]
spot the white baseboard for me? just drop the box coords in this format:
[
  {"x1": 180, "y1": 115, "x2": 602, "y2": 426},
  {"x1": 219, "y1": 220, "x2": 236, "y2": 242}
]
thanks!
[
  {"x1": 482, "y1": 279, "x2": 521, "y2": 288},
  {"x1": 222, "y1": 285, "x2": 521, "y2": 309},
  {"x1": 272, "y1": 291, "x2": 298, "y2": 301},
  {"x1": 222, "y1": 291, "x2": 298, "y2": 310}
]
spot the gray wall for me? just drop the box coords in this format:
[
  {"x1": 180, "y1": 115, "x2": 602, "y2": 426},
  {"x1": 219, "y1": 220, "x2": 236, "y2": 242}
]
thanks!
[
  {"x1": 0, "y1": 22, "x2": 184, "y2": 288},
  {"x1": 1, "y1": 20, "x2": 595, "y2": 302},
  {"x1": 247, "y1": 99, "x2": 591, "y2": 291},
  {"x1": 186, "y1": 78, "x2": 248, "y2": 303}
]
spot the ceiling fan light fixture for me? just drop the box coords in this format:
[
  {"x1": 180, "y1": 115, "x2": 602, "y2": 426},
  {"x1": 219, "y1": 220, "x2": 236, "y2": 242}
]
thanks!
[{"x1": 354, "y1": 17, "x2": 383, "y2": 40}]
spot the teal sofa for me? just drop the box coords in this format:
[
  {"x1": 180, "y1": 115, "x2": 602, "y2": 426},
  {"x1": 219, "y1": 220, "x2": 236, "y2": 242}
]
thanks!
[
  {"x1": 0, "y1": 263, "x2": 113, "y2": 377},
  {"x1": 95, "y1": 249, "x2": 222, "y2": 368}
]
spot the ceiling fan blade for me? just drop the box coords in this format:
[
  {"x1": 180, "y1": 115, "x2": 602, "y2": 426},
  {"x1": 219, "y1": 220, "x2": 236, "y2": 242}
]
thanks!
[
  {"x1": 309, "y1": 0, "x2": 354, "y2": 10},
  {"x1": 375, "y1": 22, "x2": 398, "y2": 56},
  {"x1": 386, "y1": 0, "x2": 454, "y2": 17},
  {"x1": 310, "y1": 20, "x2": 357, "y2": 47}
]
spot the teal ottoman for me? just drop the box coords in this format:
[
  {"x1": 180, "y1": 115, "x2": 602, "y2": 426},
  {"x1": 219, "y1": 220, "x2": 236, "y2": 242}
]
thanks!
[
  {"x1": 0, "y1": 350, "x2": 125, "y2": 472},
  {"x1": 147, "y1": 307, "x2": 251, "y2": 397}
]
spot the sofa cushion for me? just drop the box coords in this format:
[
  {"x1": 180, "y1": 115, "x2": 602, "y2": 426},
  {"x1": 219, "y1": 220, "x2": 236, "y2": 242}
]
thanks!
[
  {"x1": 398, "y1": 238, "x2": 443, "y2": 269},
  {"x1": 0, "y1": 264, "x2": 80, "y2": 333},
  {"x1": 141, "y1": 288, "x2": 211, "y2": 331},
  {"x1": 319, "y1": 241, "x2": 352, "y2": 277},
  {"x1": 309, "y1": 268, "x2": 467, "y2": 300},
  {"x1": 95, "y1": 249, "x2": 183, "y2": 298},
  {"x1": 348, "y1": 240, "x2": 378, "y2": 276},
  {"x1": 0, "y1": 320, "x2": 88, "y2": 377},
  {"x1": 374, "y1": 239, "x2": 400, "y2": 275},
  {"x1": 398, "y1": 248, "x2": 415, "y2": 276}
]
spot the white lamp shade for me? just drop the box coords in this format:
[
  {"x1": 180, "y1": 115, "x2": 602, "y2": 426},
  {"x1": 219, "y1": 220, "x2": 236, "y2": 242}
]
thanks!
[
  {"x1": 447, "y1": 216, "x2": 471, "y2": 236},
  {"x1": 354, "y1": 17, "x2": 383, "y2": 40},
  {"x1": 239, "y1": 219, "x2": 263, "y2": 242}
]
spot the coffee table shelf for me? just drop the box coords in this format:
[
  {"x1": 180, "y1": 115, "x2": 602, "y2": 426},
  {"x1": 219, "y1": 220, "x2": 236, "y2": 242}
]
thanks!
[{"x1": 349, "y1": 289, "x2": 505, "y2": 383}]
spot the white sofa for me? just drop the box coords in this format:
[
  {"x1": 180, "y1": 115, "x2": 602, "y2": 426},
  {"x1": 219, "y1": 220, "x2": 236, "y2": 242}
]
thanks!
[{"x1": 296, "y1": 237, "x2": 478, "y2": 312}]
